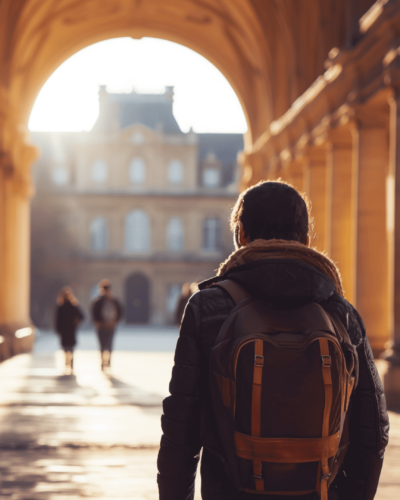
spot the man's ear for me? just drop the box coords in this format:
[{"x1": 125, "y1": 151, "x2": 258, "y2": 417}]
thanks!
[{"x1": 239, "y1": 222, "x2": 251, "y2": 247}]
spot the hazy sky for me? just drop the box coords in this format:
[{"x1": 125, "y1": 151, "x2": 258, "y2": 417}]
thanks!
[{"x1": 29, "y1": 37, "x2": 247, "y2": 134}]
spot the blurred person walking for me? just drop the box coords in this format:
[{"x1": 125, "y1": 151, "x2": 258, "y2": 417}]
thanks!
[
  {"x1": 175, "y1": 282, "x2": 198, "y2": 324},
  {"x1": 55, "y1": 286, "x2": 84, "y2": 375},
  {"x1": 91, "y1": 279, "x2": 123, "y2": 372}
]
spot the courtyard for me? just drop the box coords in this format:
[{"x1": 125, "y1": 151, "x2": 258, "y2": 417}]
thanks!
[{"x1": 0, "y1": 328, "x2": 397, "y2": 499}]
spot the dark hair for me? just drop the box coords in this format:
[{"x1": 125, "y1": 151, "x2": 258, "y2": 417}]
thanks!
[{"x1": 230, "y1": 180, "x2": 313, "y2": 247}]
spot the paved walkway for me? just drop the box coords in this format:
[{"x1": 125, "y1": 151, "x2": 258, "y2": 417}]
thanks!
[{"x1": 0, "y1": 329, "x2": 398, "y2": 499}]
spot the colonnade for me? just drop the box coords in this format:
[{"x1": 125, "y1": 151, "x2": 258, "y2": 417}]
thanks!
[{"x1": 241, "y1": 89, "x2": 400, "y2": 406}]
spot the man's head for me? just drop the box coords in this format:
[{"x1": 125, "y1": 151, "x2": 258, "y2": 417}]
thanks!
[
  {"x1": 99, "y1": 279, "x2": 111, "y2": 295},
  {"x1": 230, "y1": 180, "x2": 313, "y2": 248}
]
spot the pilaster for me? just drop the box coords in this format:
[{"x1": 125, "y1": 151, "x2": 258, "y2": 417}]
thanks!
[
  {"x1": 326, "y1": 125, "x2": 355, "y2": 302},
  {"x1": 352, "y1": 103, "x2": 390, "y2": 356},
  {"x1": 303, "y1": 145, "x2": 329, "y2": 253}
]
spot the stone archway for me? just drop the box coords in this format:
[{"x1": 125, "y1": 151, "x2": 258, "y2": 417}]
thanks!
[{"x1": 0, "y1": 0, "x2": 377, "y2": 357}]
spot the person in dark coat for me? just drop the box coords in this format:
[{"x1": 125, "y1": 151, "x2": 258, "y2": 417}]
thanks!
[
  {"x1": 175, "y1": 282, "x2": 199, "y2": 324},
  {"x1": 55, "y1": 286, "x2": 84, "y2": 375},
  {"x1": 157, "y1": 180, "x2": 389, "y2": 500},
  {"x1": 91, "y1": 279, "x2": 123, "y2": 372}
]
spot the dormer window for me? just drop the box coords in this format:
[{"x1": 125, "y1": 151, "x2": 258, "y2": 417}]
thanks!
[
  {"x1": 203, "y1": 168, "x2": 220, "y2": 188},
  {"x1": 168, "y1": 160, "x2": 183, "y2": 185},
  {"x1": 131, "y1": 132, "x2": 144, "y2": 145}
]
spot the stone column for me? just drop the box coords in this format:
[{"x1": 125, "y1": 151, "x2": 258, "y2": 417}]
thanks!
[
  {"x1": 326, "y1": 126, "x2": 354, "y2": 303},
  {"x1": 353, "y1": 106, "x2": 389, "y2": 356},
  {"x1": 0, "y1": 127, "x2": 37, "y2": 357},
  {"x1": 304, "y1": 145, "x2": 328, "y2": 253},
  {"x1": 384, "y1": 90, "x2": 400, "y2": 405}
]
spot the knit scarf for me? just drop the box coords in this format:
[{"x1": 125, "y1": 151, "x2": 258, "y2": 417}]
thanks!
[{"x1": 217, "y1": 239, "x2": 344, "y2": 297}]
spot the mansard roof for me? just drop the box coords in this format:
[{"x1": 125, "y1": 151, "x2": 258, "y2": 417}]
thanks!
[
  {"x1": 197, "y1": 133, "x2": 244, "y2": 167},
  {"x1": 92, "y1": 86, "x2": 182, "y2": 134}
]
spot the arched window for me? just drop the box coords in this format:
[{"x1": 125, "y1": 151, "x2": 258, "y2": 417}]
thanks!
[
  {"x1": 167, "y1": 217, "x2": 184, "y2": 251},
  {"x1": 203, "y1": 217, "x2": 221, "y2": 252},
  {"x1": 129, "y1": 158, "x2": 146, "y2": 184},
  {"x1": 203, "y1": 168, "x2": 220, "y2": 188},
  {"x1": 92, "y1": 159, "x2": 107, "y2": 183},
  {"x1": 125, "y1": 210, "x2": 150, "y2": 252},
  {"x1": 90, "y1": 217, "x2": 108, "y2": 251},
  {"x1": 52, "y1": 166, "x2": 69, "y2": 186},
  {"x1": 168, "y1": 160, "x2": 183, "y2": 185}
]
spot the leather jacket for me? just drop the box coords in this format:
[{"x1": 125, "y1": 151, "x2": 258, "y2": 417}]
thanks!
[{"x1": 157, "y1": 258, "x2": 389, "y2": 500}]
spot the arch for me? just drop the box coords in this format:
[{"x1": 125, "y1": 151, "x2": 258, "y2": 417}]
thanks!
[
  {"x1": 129, "y1": 157, "x2": 146, "y2": 184},
  {"x1": 90, "y1": 217, "x2": 108, "y2": 251},
  {"x1": 125, "y1": 273, "x2": 150, "y2": 324},
  {"x1": 125, "y1": 210, "x2": 150, "y2": 252},
  {"x1": 167, "y1": 217, "x2": 184, "y2": 251}
]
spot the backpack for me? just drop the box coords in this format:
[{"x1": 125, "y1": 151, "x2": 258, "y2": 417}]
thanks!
[{"x1": 209, "y1": 280, "x2": 359, "y2": 500}]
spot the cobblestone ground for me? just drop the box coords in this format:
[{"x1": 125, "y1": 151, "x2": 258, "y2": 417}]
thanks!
[{"x1": 0, "y1": 329, "x2": 398, "y2": 499}]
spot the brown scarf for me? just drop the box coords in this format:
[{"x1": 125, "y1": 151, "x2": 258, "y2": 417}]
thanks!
[{"x1": 217, "y1": 239, "x2": 344, "y2": 297}]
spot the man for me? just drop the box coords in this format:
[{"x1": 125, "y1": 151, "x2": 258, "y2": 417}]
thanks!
[
  {"x1": 157, "y1": 181, "x2": 389, "y2": 500},
  {"x1": 91, "y1": 279, "x2": 123, "y2": 371}
]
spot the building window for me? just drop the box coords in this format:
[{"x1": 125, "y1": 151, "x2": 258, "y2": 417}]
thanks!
[
  {"x1": 203, "y1": 168, "x2": 220, "y2": 188},
  {"x1": 52, "y1": 166, "x2": 69, "y2": 186},
  {"x1": 166, "y1": 284, "x2": 182, "y2": 315},
  {"x1": 168, "y1": 160, "x2": 183, "y2": 185},
  {"x1": 125, "y1": 210, "x2": 150, "y2": 252},
  {"x1": 92, "y1": 159, "x2": 107, "y2": 183},
  {"x1": 131, "y1": 132, "x2": 144, "y2": 145},
  {"x1": 129, "y1": 158, "x2": 146, "y2": 184},
  {"x1": 167, "y1": 217, "x2": 184, "y2": 251},
  {"x1": 203, "y1": 217, "x2": 221, "y2": 252},
  {"x1": 90, "y1": 217, "x2": 108, "y2": 251}
]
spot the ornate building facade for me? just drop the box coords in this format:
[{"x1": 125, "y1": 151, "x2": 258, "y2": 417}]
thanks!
[{"x1": 30, "y1": 87, "x2": 243, "y2": 326}]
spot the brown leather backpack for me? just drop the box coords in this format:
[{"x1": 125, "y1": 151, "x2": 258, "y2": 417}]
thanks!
[{"x1": 209, "y1": 280, "x2": 359, "y2": 499}]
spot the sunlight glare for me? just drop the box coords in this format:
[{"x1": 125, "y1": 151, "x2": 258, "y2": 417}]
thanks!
[{"x1": 28, "y1": 37, "x2": 247, "y2": 134}]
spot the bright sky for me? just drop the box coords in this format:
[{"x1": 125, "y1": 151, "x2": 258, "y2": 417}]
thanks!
[{"x1": 28, "y1": 37, "x2": 247, "y2": 134}]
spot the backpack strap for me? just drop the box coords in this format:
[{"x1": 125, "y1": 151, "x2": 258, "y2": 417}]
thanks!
[{"x1": 215, "y1": 280, "x2": 251, "y2": 305}]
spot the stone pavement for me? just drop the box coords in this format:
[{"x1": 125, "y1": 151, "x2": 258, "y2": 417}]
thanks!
[{"x1": 0, "y1": 328, "x2": 398, "y2": 499}]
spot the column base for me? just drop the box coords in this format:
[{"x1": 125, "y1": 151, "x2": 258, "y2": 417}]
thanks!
[
  {"x1": 384, "y1": 364, "x2": 400, "y2": 410},
  {"x1": 382, "y1": 346, "x2": 400, "y2": 410},
  {"x1": 0, "y1": 323, "x2": 35, "y2": 362}
]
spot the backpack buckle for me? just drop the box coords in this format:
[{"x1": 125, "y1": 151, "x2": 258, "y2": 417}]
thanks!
[
  {"x1": 321, "y1": 355, "x2": 331, "y2": 367},
  {"x1": 253, "y1": 474, "x2": 263, "y2": 480},
  {"x1": 321, "y1": 472, "x2": 331, "y2": 481},
  {"x1": 254, "y1": 355, "x2": 264, "y2": 367}
]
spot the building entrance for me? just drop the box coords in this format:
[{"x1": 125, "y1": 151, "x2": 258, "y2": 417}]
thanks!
[{"x1": 125, "y1": 273, "x2": 150, "y2": 324}]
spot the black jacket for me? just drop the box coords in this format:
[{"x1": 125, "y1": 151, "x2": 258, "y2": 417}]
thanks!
[
  {"x1": 91, "y1": 295, "x2": 123, "y2": 325},
  {"x1": 55, "y1": 300, "x2": 84, "y2": 348},
  {"x1": 157, "y1": 258, "x2": 389, "y2": 500}
]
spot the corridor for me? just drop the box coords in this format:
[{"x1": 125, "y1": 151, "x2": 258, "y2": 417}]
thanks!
[{"x1": 0, "y1": 328, "x2": 397, "y2": 499}]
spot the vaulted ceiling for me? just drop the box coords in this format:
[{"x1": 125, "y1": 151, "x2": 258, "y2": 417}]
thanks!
[{"x1": 0, "y1": 0, "x2": 375, "y2": 148}]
